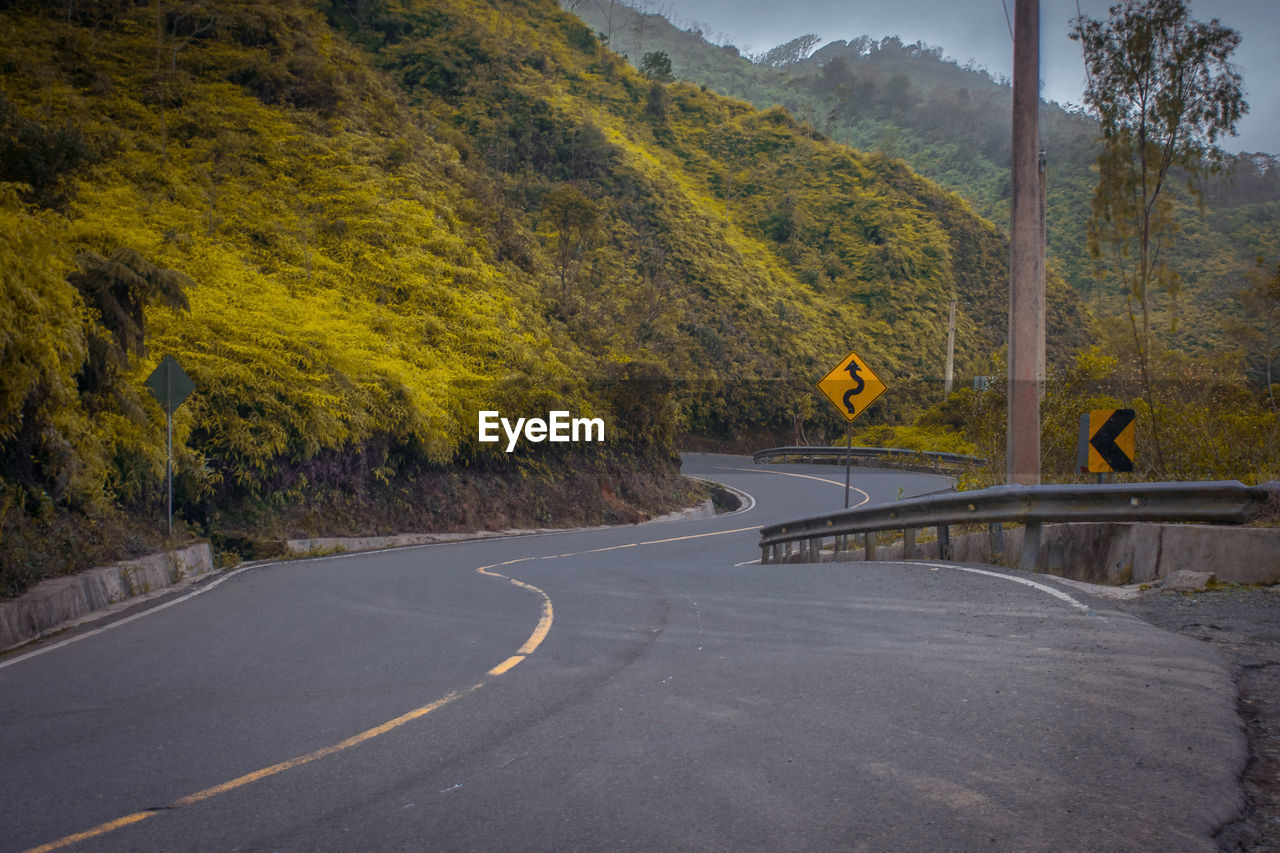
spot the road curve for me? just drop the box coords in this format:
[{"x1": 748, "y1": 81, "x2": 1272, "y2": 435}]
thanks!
[{"x1": 0, "y1": 454, "x2": 1245, "y2": 851}]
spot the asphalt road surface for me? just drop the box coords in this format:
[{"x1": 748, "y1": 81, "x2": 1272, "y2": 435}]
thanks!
[{"x1": 0, "y1": 454, "x2": 1246, "y2": 851}]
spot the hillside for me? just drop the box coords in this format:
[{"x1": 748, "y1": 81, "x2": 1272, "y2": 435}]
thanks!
[
  {"x1": 0, "y1": 0, "x2": 1072, "y2": 593},
  {"x1": 575, "y1": 0, "x2": 1280, "y2": 364}
]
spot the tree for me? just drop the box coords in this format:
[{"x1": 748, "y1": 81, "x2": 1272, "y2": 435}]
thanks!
[
  {"x1": 0, "y1": 94, "x2": 94, "y2": 212},
  {"x1": 759, "y1": 34, "x2": 821, "y2": 69},
  {"x1": 543, "y1": 185, "x2": 598, "y2": 303},
  {"x1": 68, "y1": 247, "x2": 192, "y2": 412},
  {"x1": 639, "y1": 50, "x2": 673, "y2": 83},
  {"x1": 1236, "y1": 258, "x2": 1280, "y2": 412},
  {"x1": 1071, "y1": 0, "x2": 1246, "y2": 476}
]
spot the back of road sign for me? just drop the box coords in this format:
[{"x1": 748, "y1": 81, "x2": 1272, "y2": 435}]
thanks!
[{"x1": 145, "y1": 355, "x2": 195, "y2": 416}]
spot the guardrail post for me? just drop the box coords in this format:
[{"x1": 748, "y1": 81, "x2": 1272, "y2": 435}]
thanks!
[
  {"x1": 938, "y1": 524, "x2": 951, "y2": 560},
  {"x1": 903, "y1": 528, "x2": 915, "y2": 558},
  {"x1": 864, "y1": 532, "x2": 876, "y2": 561},
  {"x1": 809, "y1": 537, "x2": 823, "y2": 561},
  {"x1": 1020, "y1": 522, "x2": 1041, "y2": 571},
  {"x1": 989, "y1": 522, "x2": 1004, "y2": 560}
]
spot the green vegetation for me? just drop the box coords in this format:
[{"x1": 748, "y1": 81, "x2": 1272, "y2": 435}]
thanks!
[
  {"x1": 0, "y1": 0, "x2": 1055, "y2": 595},
  {"x1": 575, "y1": 0, "x2": 1279, "y2": 485},
  {"x1": 578, "y1": 1, "x2": 1280, "y2": 360},
  {"x1": 1071, "y1": 0, "x2": 1247, "y2": 479}
]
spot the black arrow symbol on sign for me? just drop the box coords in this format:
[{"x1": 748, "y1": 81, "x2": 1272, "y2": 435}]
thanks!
[
  {"x1": 840, "y1": 361, "x2": 866, "y2": 414},
  {"x1": 844, "y1": 361, "x2": 865, "y2": 396},
  {"x1": 1090, "y1": 408, "x2": 1135, "y2": 472}
]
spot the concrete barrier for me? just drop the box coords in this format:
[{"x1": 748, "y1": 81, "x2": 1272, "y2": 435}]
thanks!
[
  {"x1": 0, "y1": 542, "x2": 214, "y2": 652},
  {"x1": 831, "y1": 522, "x2": 1280, "y2": 586}
]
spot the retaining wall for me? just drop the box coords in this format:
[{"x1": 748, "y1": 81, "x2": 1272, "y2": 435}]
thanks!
[
  {"x1": 832, "y1": 522, "x2": 1280, "y2": 586},
  {"x1": 0, "y1": 542, "x2": 214, "y2": 652}
]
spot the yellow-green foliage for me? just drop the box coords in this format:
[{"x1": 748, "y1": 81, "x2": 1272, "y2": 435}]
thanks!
[
  {"x1": 0, "y1": 189, "x2": 102, "y2": 509},
  {"x1": 922, "y1": 343, "x2": 1280, "y2": 488},
  {"x1": 849, "y1": 424, "x2": 979, "y2": 458},
  {"x1": 0, "y1": 0, "x2": 1035, "y2": 568}
]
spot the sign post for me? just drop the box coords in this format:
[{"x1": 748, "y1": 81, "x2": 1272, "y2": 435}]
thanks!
[
  {"x1": 817, "y1": 350, "x2": 887, "y2": 508},
  {"x1": 145, "y1": 355, "x2": 195, "y2": 537}
]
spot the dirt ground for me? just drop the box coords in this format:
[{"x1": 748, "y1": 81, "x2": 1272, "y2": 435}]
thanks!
[{"x1": 1119, "y1": 586, "x2": 1280, "y2": 852}]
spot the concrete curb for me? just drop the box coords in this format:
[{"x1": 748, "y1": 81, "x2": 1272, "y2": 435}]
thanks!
[{"x1": 0, "y1": 542, "x2": 214, "y2": 652}]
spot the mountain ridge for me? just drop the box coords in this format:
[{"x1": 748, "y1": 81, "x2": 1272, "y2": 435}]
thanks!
[{"x1": 571, "y1": 0, "x2": 1280, "y2": 361}]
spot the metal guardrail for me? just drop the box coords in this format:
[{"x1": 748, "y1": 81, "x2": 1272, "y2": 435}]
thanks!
[
  {"x1": 759, "y1": 480, "x2": 1280, "y2": 569},
  {"x1": 753, "y1": 446, "x2": 986, "y2": 473}
]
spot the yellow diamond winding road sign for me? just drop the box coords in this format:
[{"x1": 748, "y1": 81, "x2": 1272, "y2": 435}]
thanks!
[{"x1": 818, "y1": 349, "x2": 886, "y2": 421}]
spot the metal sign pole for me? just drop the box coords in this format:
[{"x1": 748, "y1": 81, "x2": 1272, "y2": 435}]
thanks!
[
  {"x1": 167, "y1": 409, "x2": 173, "y2": 538},
  {"x1": 844, "y1": 419, "x2": 853, "y2": 509},
  {"x1": 166, "y1": 367, "x2": 173, "y2": 539},
  {"x1": 144, "y1": 355, "x2": 194, "y2": 541}
]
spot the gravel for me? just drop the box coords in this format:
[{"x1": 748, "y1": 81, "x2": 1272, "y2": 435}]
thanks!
[{"x1": 1120, "y1": 585, "x2": 1280, "y2": 852}]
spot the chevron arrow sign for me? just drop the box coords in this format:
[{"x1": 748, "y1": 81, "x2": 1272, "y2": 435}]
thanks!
[{"x1": 1077, "y1": 409, "x2": 1136, "y2": 474}]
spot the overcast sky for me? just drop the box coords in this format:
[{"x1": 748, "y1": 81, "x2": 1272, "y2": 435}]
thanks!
[{"x1": 659, "y1": 0, "x2": 1277, "y2": 154}]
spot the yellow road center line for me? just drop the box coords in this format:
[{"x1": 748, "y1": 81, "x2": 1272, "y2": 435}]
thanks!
[
  {"x1": 474, "y1": 565, "x2": 554, "y2": 662},
  {"x1": 25, "y1": 812, "x2": 157, "y2": 853},
  {"x1": 172, "y1": 685, "x2": 483, "y2": 808},
  {"x1": 28, "y1": 514, "x2": 757, "y2": 851},
  {"x1": 30, "y1": 563, "x2": 553, "y2": 852},
  {"x1": 488, "y1": 655, "x2": 525, "y2": 675},
  {"x1": 25, "y1": 684, "x2": 484, "y2": 853}
]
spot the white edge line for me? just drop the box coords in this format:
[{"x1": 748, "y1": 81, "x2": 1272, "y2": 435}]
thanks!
[
  {"x1": 909, "y1": 561, "x2": 1092, "y2": 612},
  {"x1": 0, "y1": 563, "x2": 259, "y2": 671},
  {"x1": 721, "y1": 466, "x2": 870, "y2": 508}
]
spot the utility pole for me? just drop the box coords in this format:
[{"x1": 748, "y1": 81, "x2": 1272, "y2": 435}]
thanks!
[
  {"x1": 1039, "y1": 147, "x2": 1047, "y2": 394},
  {"x1": 1008, "y1": 0, "x2": 1043, "y2": 485},
  {"x1": 944, "y1": 297, "x2": 956, "y2": 396}
]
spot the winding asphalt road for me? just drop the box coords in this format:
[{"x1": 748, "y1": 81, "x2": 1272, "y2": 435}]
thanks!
[{"x1": 0, "y1": 454, "x2": 1246, "y2": 851}]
